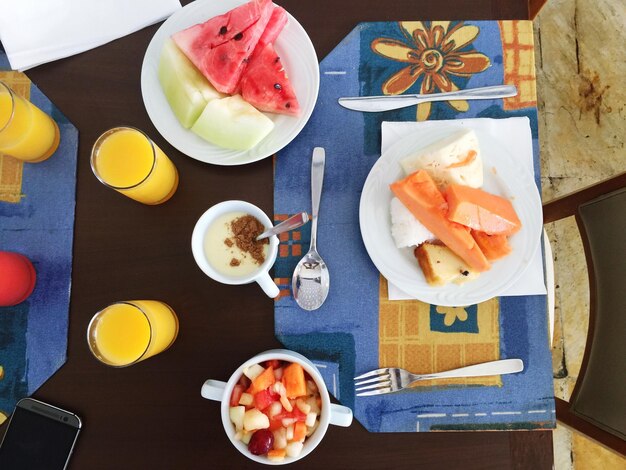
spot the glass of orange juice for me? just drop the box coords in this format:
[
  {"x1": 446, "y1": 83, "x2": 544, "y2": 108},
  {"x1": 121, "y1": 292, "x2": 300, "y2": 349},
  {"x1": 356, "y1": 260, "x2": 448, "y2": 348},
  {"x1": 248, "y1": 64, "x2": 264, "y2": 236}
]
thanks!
[
  {"x1": 90, "y1": 127, "x2": 179, "y2": 205},
  {"x1": 87, "y1": 300, "x2": 179, "y2": 367},
  {"x1": 0, "y1": 80, "x2": 60, "y2": 162}
]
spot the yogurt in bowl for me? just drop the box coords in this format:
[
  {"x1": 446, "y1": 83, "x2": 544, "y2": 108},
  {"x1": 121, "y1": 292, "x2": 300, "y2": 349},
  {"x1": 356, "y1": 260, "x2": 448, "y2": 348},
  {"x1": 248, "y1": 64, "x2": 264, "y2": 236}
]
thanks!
[{"x1": 191, "y1": 200, "x2": 279, "y2": 297}]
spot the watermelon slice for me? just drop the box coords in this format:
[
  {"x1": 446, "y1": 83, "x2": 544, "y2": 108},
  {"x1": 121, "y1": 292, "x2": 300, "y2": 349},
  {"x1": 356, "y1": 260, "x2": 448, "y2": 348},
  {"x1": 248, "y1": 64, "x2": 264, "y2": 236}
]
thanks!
[
  {"x1": 172, "y1": 0, "x2": 266, "y2": 52},
  {"x1": 257, "y1": 6, "x2": 287, "y2": 49},
  {"x1": 239, "y1": 43, "x2": 300, "y2": 116},
  {"x1": 173, "y1": 0, "x2": 273, "y2": 94}
]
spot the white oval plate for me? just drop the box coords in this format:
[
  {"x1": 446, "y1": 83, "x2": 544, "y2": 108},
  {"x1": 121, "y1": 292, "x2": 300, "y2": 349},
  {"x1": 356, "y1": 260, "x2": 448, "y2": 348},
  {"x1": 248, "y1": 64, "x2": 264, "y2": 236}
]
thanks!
[
  {"x1": 359, "y1": 126, "x2": 542, "y2": 306},
  {"x1": 141, "y1": 0, "x2": 319, "y2": 165}
]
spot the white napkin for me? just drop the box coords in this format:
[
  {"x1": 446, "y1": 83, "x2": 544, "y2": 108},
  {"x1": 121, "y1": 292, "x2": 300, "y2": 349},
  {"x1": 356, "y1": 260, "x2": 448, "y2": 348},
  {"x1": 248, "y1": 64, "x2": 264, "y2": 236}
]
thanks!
[
  {"x1": 382, "y1": 117, "x2": 547, "y2": 300},
  {"x1": 0, "y1": 0, "x2": 181, "y2": 71}
]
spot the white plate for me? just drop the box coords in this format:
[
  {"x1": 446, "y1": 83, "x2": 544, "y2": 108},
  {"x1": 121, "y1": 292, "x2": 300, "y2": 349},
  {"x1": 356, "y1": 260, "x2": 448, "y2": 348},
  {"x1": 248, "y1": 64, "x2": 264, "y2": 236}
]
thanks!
[
  {"x1": 359, "y1": 126, "x2": 543, "y2": 306},
  {"x1": 141, "y1": 0, "x2": 319, "y2": 165}
]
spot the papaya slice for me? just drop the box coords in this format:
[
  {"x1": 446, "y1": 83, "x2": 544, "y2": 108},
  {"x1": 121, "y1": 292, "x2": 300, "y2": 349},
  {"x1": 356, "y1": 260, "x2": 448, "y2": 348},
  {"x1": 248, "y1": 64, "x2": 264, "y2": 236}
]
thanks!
[
  {"x1": 445, "y1": 184, "x2": 521, "y2": 235},
  {"x1": 282, "y1": 363, "x2": 307, "y2": 398},
  {"x1": 471, "y1": 230, "x2": 512, "y2": 260},
  {"x1": 390, "y1": 170, "x2": 490, "y2": 272}
]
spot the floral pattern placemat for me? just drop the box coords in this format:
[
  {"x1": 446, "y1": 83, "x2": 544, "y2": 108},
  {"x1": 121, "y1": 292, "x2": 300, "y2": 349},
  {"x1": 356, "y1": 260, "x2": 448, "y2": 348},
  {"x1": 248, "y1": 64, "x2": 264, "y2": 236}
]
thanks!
[{"x1": 273, "y1": 21, "x2": 555, "y2": 432}]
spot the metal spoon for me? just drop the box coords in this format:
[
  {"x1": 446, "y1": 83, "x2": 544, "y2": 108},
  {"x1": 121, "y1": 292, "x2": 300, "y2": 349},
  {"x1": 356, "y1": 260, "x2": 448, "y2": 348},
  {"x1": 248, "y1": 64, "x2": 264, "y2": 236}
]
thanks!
[
  {"x1": 292, "y1": 148, "x2": 329, "y2": 310},
  {"x1": 256, "y1": 212, "x2": 309, "y2": 241}
]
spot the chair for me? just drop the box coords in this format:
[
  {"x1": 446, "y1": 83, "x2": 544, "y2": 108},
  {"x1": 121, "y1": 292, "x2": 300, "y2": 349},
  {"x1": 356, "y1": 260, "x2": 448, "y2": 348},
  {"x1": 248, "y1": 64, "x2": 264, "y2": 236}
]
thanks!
[{"x1": 543, "y1": 172, "x2": 626, "y2": 455}]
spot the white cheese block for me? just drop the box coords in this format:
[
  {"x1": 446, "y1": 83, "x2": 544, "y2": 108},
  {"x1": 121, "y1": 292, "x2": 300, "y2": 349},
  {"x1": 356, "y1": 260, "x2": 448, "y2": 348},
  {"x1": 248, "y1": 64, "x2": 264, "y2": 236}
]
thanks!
[
  {"x1": 390, "y1": 197, "x2": 435, "y2": 248},
  {"x1": 400, "y1": 129, "x2": 483, "y2": 188}
]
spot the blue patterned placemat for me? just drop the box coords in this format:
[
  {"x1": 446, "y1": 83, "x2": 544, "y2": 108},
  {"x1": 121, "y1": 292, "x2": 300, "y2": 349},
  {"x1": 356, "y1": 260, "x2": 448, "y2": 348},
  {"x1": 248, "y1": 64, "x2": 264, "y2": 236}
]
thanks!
[
  {"x1": 273, "y1": 21, "x2": 555, "y2": 432},
  {"x1": 0, "y1": 52, "x2": 78, "y2": 420}
]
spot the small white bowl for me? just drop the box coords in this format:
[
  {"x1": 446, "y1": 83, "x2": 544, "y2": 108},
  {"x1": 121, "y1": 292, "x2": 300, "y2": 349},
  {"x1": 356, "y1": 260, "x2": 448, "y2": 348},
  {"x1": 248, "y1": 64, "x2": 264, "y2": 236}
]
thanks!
[
  {"x1": 191, "y1": 200, "x2": 280, "y2": 298},
  {"x1": 201, "y1": 349, "x2": 353, "y2": 465}
]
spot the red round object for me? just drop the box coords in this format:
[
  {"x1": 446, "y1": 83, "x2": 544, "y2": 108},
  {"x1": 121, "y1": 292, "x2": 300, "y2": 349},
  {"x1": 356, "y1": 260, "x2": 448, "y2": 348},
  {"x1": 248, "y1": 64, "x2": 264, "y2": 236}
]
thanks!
[{"x1": 0, "y1": 251, "x2": 37, "y2": 307}]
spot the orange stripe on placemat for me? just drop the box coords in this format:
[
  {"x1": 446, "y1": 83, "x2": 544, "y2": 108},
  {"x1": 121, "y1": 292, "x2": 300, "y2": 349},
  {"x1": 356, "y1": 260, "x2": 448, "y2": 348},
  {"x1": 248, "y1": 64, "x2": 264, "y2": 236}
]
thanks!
[
  {"x1": 498, "y1": 20, "x2": 537, "y2": 111},
  {"x1": 378, "y1": 275, "x2": 502, "y2": 387},
  {"x1": 0, "y1": 71, "x2": 30, "y2": 203}
]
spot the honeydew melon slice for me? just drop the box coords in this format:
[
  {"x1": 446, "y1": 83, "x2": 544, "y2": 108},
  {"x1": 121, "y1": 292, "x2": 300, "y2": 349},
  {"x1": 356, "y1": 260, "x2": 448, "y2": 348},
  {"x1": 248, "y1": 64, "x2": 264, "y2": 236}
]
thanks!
[
  {"x1": 158, "y1": 38, "x2": 223, "y2": 128},
  {"x1": 191, "y1": 95, "x2": 274, "y2": 150}
]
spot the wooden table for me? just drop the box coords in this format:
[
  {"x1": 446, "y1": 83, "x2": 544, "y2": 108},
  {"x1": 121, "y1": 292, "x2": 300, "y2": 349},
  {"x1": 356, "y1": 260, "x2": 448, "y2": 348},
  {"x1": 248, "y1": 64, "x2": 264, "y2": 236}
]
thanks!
[{"x1": 8, "y1": 0, "x2": 554, "y2": 468}]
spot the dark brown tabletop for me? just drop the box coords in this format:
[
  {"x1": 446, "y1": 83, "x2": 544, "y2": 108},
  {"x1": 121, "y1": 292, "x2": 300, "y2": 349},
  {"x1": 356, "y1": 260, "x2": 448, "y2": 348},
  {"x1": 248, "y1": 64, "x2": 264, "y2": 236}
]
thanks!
[{"x1": 7, "y1": 0, "x2": 553, "y2": 468}]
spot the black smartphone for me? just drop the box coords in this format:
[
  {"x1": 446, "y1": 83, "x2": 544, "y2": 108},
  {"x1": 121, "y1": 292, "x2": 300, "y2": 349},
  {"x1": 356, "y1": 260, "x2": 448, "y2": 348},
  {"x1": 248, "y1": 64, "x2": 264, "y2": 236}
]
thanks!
[{"x1": 0, "y1": 398, "x2": 81, "y2": 470}]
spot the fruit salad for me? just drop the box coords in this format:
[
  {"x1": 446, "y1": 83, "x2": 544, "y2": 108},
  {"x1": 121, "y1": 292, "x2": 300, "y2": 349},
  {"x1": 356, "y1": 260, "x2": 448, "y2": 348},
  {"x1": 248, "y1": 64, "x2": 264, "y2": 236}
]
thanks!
[{"x1": 228, "y1": 359, "x2": 321, "y2": 462}]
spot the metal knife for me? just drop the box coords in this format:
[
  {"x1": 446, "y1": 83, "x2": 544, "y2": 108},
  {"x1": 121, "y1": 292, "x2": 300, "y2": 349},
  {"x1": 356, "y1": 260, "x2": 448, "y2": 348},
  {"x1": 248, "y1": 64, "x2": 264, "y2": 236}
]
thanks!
[{"x1": 338, "y1": 84, "x2": 517, "y2": 112}]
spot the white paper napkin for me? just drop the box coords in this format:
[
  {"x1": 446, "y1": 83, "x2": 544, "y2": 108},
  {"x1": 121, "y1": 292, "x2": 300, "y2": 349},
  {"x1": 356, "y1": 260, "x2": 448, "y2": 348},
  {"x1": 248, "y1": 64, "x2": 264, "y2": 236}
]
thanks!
[
  {"x1": 382, "y1": 117, "x2": 547, "y2": 301},
  {"x1": 0, "y1": 0, "x2": 181, "y2": 71}
]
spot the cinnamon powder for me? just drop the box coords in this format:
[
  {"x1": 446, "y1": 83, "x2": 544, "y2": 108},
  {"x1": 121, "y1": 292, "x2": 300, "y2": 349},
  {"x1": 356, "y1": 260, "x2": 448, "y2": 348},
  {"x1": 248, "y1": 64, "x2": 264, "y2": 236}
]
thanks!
[{"x1": 228, "y1": 215, "x2": 268, "y2": 265}]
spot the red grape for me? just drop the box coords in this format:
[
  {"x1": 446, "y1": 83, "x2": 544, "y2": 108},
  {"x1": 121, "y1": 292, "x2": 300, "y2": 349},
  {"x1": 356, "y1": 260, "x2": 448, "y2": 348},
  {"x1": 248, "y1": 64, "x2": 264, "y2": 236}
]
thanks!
[{"x1": 248, "y1": 429, "x2": 274, "y2": 455}]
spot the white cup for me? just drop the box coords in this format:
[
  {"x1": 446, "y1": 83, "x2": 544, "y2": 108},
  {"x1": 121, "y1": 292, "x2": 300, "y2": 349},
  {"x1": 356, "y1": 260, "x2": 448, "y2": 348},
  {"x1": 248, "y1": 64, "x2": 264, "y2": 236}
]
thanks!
[
  {"x1": 201, "y1": 349, "x2": 353, "y2": 465},
  {"x1": 191, "y1": 200, "x2": 280, "y2": 298}
]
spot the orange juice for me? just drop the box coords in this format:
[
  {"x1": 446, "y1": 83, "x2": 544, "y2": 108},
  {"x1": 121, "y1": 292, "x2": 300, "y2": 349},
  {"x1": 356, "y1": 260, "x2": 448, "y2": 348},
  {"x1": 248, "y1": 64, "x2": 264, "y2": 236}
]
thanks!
[
  {"x1": 0, "y1": 81, "x2": 59, "y2": 162},
  {"x1": 91, "y1": 127, "x2": 178, "y2": 204},
  {"x1": 88, "y1": 300, "x2": 179, "y2": 367}
]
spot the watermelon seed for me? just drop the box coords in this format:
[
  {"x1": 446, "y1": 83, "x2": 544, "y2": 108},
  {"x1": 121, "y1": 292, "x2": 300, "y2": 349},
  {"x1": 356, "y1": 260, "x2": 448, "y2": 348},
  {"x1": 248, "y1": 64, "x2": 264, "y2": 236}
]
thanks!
[
  {"x1": 274, "y1": 83, "x2": 282, "y2": 90},
  {"x1": 274, "y1": 57, "x2": 280, "y2": 63},
  {"x1": 286, "y1": 103, "x2": 291, "y2": 108},
  {"x1": 234, "y1": 32, "x2": 244, "y2": 41},
  {"x1": 219, "y1": 26, "x2": 228, "y2": 35}
]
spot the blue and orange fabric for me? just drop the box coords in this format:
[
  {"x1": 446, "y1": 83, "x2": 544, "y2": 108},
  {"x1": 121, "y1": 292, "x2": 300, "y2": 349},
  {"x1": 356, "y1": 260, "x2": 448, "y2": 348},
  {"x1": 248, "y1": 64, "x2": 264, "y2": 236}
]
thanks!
[
  {"x1": 273, "y1": 21, "x2": 553, "y2": 432},
  {"x1": 0, "y1": 53, "x2": 78, "y2": 421}
]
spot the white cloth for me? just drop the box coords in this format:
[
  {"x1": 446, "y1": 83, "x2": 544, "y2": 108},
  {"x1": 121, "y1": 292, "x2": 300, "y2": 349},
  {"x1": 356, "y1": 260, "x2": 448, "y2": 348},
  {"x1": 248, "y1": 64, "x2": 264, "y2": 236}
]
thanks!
[
  {"x1": 0, "y1": 0, "x2": 181, "y2": 71},
  {"x1": 382, "y1": 118, "x2": 547, "y2": 300}
]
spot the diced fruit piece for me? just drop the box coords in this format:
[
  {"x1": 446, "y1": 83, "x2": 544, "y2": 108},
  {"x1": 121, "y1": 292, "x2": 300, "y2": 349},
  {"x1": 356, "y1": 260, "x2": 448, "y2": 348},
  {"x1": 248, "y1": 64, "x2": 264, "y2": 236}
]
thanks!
[
  {"x1": 296, "y1": 398, "x2": 311, "y2": 415},
  {"x1": 390, "y1": 170, "x2": 490, "y2": 272},
  {"x1": 241, "y1": 431, "x2": 253, "y2": 445},
  {"x1": 239, "y1": 43, "x2": 300, "y2": 116},
  {"x1": 444, "y1": 184, "x2": 522, "y2": 235},
  {"x1": 273, "y1": 428, "x2": 287, "y2": 449},
  {"x1": 306, "y1": 380, "x2": 317, "y2": 393},
  {"x1": 414, "y1": 242, "x2": 480, "y2": 286},
  {"x1": 230, "y1": 384, "x2": 245, "y2": 407},
  {"x1": 305, "y1": 412, "x2": 317, "y2": 427},
  {"x1": 280, "y1": 394, "x2": 293, "y2": 412},
  {"x1": 282, "y1": 363, "x2": 307, "y2": 398},
  {"x1": 306, "y1": 396, "x2": 320, "y2": 414},
  {"x1": 244, "y1": 408, "x2": 270, "y2": 431},
  {"x1": 268, "y1": 415, "x2": 284, "y2": 431},
  {"x1": 175, "y1": 0, "x2": 273, "y2": 93},
  {"x1": 286, "y1": 423, "x2": 294, "y2": 440},
  {"x1": 191, "y1": 95, "x2": 274, "y2": 150},
  {"x1": 281, "y1": 418, "x2": 296, "y2": 427},
  {"x1": 293, "y1": 421, "x2": 307, "y2": 442},
  {"x1": 286, "y1": 441, "x2": 304, "y2": 458},
  {"x1": 243, "y1": 363, "x2": 265, "y2": 381},
  {"x1": 267, "y1": 401, "x2": 283, "y2": 418},
  {"x1": 254, "y1": 388, "x2": 278, "y2": 411},
  {"x1": 305, "y1": 421, "x2": 318, "y2": 437},
  {"x1": 274, "y1": 367, "x2": 284, "y2": 380},
  {"x1": 238, "y1": 374, "x2": 251, "y2": 388},
  {"x1": 265, "y1": 360, "x2": 281, "y2": 369},
  {"x1": 249, "y1": 366, "x2": 276, "y2": 394},
  {"x1": 158, "y1": 39, "x2": 223, "y2": 128},
  {"x1": 248, "y1": 429, "x2": 274, "y2": 455},
  {"x1": 239, "y1": 392, "x2": 254, "y2": 407},
  {"x1": 267, "y1": 449, "x2": 286, "y2": 462},
  {"x1": 229, "y1": 406, "x2": 245, "y2": 431},
  {"x1": 471, "y1": 230, "x2": 512, "y2": 260}
]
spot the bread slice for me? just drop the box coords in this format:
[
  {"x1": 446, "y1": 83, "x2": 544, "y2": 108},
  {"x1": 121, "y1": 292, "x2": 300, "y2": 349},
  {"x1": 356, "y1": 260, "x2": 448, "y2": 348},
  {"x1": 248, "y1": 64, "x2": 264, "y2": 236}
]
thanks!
[{"x1": 414, "y1": 242, "x2": 479, "y2": 286}]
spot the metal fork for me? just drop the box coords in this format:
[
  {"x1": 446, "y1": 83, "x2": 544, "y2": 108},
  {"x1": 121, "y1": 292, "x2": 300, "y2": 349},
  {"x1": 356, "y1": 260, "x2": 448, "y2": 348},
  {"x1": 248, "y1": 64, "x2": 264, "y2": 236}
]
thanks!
[{"x1": 354, "y1": 359, "x2": 524, "y2": 397}]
